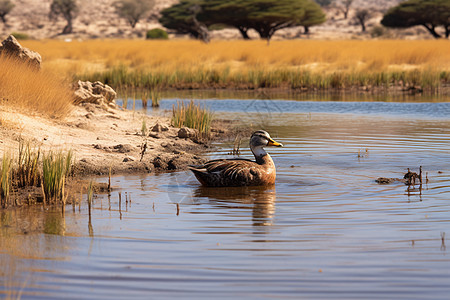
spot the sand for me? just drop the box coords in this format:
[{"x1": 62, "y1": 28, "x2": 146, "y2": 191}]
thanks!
[{"x1": 0, "y1": 102, "x2": 218, "y2": 177}]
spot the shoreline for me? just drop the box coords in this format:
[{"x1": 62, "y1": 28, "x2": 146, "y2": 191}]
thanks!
[
  {"x1": 158, "y1": 85, "x2": 450, "y2": 99},
  {"x1": 0, "y1": 101, "x2": 244, "y2": 207}
]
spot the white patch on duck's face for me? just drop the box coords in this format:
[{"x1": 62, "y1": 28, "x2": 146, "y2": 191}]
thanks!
[{"x1": 252, "y1": 145, "x2": 267, "y2": 158}]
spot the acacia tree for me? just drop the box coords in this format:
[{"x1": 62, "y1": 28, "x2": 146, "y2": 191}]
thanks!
[
  {"x1": 199, "y1": 0, "x2": 253, "y2": 39},
  {"x1": 161, "y1": 0, "x2": 325, "y2": 42},
  {"x1": 300, "y1": 0, "x2": 326, "y2": 34},
  {"x1": 159, "y1": 0, "x2": 210, "y2": 43},
  {"x1": 114, "y1": 0, "x2": 154, "y2": 28},
  {"x1": 314, "y1": 0, "x2": 333, "y2": 7},
  {"x1": 381, "y1": 0, "x2": 450, "y2": 39},
  {"x1": 0, "y1": 0, "x2": 14, "y2": 25},
  {"x1": 354, "y1": 8, "x2": 371, "y2": 32},
  {"x1": 49, "y1": 0, "x2": 79, "y2": 34},
  {"x1": 241, "y1": 0, "x2": 308, "y2": 42},
  {"x1": 335, "y1": 0, "x2": 353, "y2": 19}
]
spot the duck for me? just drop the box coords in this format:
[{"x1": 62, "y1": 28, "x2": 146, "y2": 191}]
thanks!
[{"x1": 189, "y1": 130, "x2": 283, "y2": 187}]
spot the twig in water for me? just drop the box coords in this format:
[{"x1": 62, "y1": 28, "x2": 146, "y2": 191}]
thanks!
[
  {"x1": 108, "y1": 166, "x2": 112, "y2": 193},
  {"x1": 118, "y1": 192, "x2": 122, "y2": 220},
  {"x1": 140, "y1": 141, "x2": 148, "y2": 162}
]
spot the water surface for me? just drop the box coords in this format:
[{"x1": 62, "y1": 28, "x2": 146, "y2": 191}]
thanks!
[{"x1": 1, "y1": 98, "x2": 450, "y2": 299}]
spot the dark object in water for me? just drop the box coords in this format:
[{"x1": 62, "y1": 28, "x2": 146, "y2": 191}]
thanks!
[
  {"x1": 376, "y1": 166, "x2": 423, "y2": 185},
  {"x1": 403, "y1": 166, "x2": 422, "y2": 185},
  {"x1": 375, "y1": 177, "x2": 398, "y2": 184}
]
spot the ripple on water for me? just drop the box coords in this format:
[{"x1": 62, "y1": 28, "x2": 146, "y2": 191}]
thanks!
[{"x1": 2, "y1": 102, "x2": 450, "y2": 299}]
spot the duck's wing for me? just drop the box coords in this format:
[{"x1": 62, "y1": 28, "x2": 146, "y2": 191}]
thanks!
[{"x1": 189, "y1": 158, "x2": 263, "y2": 186}]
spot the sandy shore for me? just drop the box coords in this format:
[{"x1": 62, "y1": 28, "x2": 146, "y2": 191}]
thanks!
[{"x1": 0, "y1": 103, "x2": 223, "y2": 178}]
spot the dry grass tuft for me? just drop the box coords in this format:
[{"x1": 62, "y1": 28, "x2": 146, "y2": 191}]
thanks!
[{"x1": 0, "y1": 55, "x2": 74, "y2": 119}]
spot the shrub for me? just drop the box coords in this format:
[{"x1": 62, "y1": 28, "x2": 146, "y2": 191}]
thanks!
[
  {"x1": 146, "y1": 28, "x2": 169, "y2": 40},
  {"x1": 370, "y1": 26, "x2": 386, "y2": 38},
  {"x1": 10, "y1": 32, "x2": 30, "y2": 40}
]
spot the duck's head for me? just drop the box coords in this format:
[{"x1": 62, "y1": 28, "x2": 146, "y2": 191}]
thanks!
[{"x1": 250, "y1": 130, "x2": 283, "y2": 150}]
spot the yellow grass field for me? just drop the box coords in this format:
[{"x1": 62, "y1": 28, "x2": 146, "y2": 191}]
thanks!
[{"x1": 23, "y1": 39, "x2": 450, "y2": 74}]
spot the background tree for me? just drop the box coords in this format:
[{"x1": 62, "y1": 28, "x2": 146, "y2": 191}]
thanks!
[
  {"x1": 159, "y1": 0, "x2": 210, "y2": 43},
  {"x1": 314, "y1": 0, "x2": 333, "y2": 7},
  {"x1": 335, "y1": 0, "x2": 352, "y2": 19},
  {"x1": 199, "y1": 0, "x2": 253, "y2": 39},
  {"x1": 381, "y1": 0, "x2": 450, "y2": 39},
  {"x1": 0, "y1": 0, "x2": 14, "y2": 25},
  {"x1": 240, "y1": 0, "x2": 308, "y2": 42},
  {"x1": 114, "y1": 0, "x2": 154, "y2": 28},
  {"x1": 49, "y1": 0, "x2": 79, "y2": 34},
  {"x1": 161, "y1": 0, "x2": 325, "y2": 42},
  {"x1": 354, "y1": 8, "x2": 371, "y2": 32},
  {"x1": 300, "y1": 0, "x2": 326, "y2": 34}
]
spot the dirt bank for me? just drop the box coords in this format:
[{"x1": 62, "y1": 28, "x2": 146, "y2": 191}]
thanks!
[{"x1": 0, "y1": 103, "x2": 234, "y2": 178}]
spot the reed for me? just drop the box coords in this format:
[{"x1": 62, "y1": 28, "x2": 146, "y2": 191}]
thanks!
[
  {"x1": 151, "y1": 89, "x2": 160, "y2": 107},
  {"x1": 79, "y1": 65, "x2": 448, "y2": 93},
  {"x1": 141, "y1": 118, "x2": 147, "y2": 136},
  {"x1": 87, "y1": 181, "x2": 94, "y2": 212},
  {"x1": 0, "y1": 153, "x2": 12, "y2": 208},
  {"x1": 171, "y1": 100, "x2": 213, "y2": 136},
  {"x1": 42, "y1": 150, "x2": 73, "y2": 203},
  {"x1": 16, "y1": 139, "x2": 41, "y2": 188}
]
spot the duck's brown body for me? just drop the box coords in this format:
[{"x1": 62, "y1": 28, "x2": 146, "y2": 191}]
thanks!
[{"x1": 190, "y1": 153, "x2": 277, "y2": 187}]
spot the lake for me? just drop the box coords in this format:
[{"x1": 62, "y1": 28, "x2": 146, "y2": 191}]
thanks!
[{"x1": 1, "y1": 95, "x2": 450, "y2": 299}]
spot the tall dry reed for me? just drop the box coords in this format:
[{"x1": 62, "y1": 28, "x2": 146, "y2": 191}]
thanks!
[
  {"x1": 42, "y1": 150, "x2": 73, "y2": 204},
  {"x1": 0, "y1": 55, "x2": 74, "y2": 118},
  {"x1": 172, "y1": 100, "x2": 213, "y2": 136},
  {"x1": 0, "y1": 152, "x2": 12, "y2": 208}
]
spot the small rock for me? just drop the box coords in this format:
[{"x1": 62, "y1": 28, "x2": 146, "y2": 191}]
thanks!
[
  {"x1": 123, "y1": 156, "x2": 135, "y2": 162},
  {"x1": 167, "y1": 160, "x2": 177, "y2": 170},
  {"x1": 161, "y1": 142, "x2": 169, "y2": 148},
  {"x1": 151, "y1": 122, "x2": 169, "y2": 132},
  {"x1": 113, "y1": 144, "x2": 134, "y2": 153},
  {"x1": 178, "y1": 127, "x2": 197, "y2": 139},
  {"x1": 0, "y1": 35, "x2": 41, "y2": 69},
  {"x1": 73, "y1": 80, "x2": 117, "y2": 107}
]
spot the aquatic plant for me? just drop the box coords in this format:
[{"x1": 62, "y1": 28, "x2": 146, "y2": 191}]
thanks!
[
  {"x1": 0, "y1": 153, "x2": 12, "y2": 208},
  {"x1": 16, "y1": 139, "x2": 41, "y2": 188},
  {"x1": 151, "y1": 89, "x2": 160, "y2": 107},
  {"x1": 141, "y1": 118, "x2": 147, "y2": 136},
  {"x1": 87, "y1": 180, "x2": 94, "y2": 212},
  {"x1": 171, "y1": 100, "x2": 213, "y2": 136},
  {"x1": 42, "y1": 150, "x2": 73, "y2": 203}
]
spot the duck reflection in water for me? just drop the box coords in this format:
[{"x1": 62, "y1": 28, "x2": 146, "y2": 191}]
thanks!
[{"x1": 193, "y1": 185, "x2": 276, "y2": 228}]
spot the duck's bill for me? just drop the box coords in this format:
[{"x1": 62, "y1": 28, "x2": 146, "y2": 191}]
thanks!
[{"x1": 268, "y1": 139, "x2": 283, "y2": 147}]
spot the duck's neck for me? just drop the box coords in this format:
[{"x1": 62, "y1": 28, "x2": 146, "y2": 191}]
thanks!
[{"x1": 251, "y1": 146, "x2": 269, "y2": 164}]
